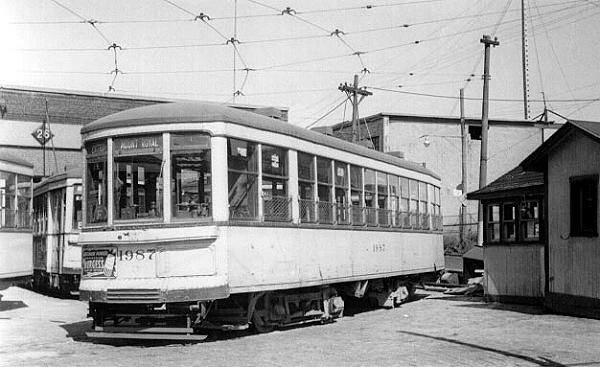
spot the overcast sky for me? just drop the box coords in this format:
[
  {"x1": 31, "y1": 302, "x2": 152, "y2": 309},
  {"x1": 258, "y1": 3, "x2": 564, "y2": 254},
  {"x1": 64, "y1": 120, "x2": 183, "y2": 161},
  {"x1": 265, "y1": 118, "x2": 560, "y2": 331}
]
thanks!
[{"x1": 2, "y1": 0, "x2": 599, "y2": 127}]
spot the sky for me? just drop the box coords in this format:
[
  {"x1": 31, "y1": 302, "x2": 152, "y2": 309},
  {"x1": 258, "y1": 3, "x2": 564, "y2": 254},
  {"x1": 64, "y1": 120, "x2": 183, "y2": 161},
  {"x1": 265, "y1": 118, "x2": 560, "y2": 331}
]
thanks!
[{"x1": 2, "y1": 0, "x2": 600, "y2": 128}]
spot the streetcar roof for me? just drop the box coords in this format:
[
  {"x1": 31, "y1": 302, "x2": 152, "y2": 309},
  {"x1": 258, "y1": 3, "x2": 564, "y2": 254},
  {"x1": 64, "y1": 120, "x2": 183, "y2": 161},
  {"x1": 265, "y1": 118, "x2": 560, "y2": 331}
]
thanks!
[
  {"x1": 82, "y1": 102, "x2": 440, "y2": 180},
  {"x1": 34, "y1": 166, "x2": 82, "y2": 194},
  {"x1": 0, "y1": 149, "x2": 34, "y2": 168}
]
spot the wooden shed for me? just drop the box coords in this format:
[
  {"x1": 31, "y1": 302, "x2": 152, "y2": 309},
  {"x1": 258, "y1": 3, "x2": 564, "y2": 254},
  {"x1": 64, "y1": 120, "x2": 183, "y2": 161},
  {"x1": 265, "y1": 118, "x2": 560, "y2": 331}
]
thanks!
[
  {"x1": 468, "y1": 166, "x2": 545, "y2": 305},
  {"x1": 521, "y1": 120, "x2": 600, "y2": 318}
]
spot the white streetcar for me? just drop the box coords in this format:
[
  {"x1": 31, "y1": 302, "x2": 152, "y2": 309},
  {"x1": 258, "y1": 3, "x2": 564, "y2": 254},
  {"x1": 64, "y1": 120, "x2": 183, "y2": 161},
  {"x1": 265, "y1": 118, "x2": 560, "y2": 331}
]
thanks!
[
  {"x1": 32, "y1": 167, "x2": 82, "y2": 295},
  {"x1": 0, "y1": 150, "x2": 34, "y2": 292},
  {"x1": 79, "y1": 102, "x2": 444, "y2": 339}
]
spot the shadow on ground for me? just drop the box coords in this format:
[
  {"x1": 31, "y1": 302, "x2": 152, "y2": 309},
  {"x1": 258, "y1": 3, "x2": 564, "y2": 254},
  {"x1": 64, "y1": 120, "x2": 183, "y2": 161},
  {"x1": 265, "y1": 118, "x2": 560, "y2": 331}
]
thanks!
[
  {"x1": 397, "y1": 330, "x2": 599, "y2": 367},
  {"x1": 0, "y1": 300, "x2": 28, "y2": 312},
  {"x1": 426, "y1": 294, "x2": 545, "y2": 315},
  {"x1": 60, "y1": 293, "x2": 432, "y2": 347}
]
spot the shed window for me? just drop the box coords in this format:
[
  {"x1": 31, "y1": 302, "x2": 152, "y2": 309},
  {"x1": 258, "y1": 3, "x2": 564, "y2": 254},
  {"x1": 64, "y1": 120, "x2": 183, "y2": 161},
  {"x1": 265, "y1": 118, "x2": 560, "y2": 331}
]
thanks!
[
  {"x1": 520, "y1": 200, "x2": 540, "y2": 241},
  {"x1": 570, "y1": 175, "x2": 598, "y2": 237},
  {"x1": 487, "y1": 204, "x2": 500, "y2": 242},
  {"x1": 502, "y1": 203, "x2": 516, "y2": 242}
]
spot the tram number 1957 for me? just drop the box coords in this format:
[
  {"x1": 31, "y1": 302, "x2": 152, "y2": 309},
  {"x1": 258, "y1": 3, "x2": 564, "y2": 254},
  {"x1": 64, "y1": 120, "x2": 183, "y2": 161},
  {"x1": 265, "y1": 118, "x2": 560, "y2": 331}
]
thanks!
[
  {"x1": 118, "y1": 248, "x2": 162, "y2": 261},
  {"x1": 372, "y1": 244, "x2": 386, "y2": 252}
]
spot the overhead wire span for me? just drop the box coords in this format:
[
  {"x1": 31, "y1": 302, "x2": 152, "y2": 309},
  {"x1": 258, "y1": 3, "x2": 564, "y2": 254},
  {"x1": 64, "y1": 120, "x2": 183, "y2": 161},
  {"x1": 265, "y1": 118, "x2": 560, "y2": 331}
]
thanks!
[{"x1": 305, "y1": 98, "x2": 348, "y2": 129}]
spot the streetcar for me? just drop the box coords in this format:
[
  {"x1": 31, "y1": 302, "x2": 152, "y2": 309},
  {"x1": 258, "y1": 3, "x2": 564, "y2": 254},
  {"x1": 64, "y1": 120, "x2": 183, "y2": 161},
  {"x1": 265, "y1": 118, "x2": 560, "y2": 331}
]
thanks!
[
  {"x1": 32, "y1": 167, "x2": 82, "y2": 296},
  {"x1": 79, "y1": 102, "x2": 444, "y2": 339},
  {"x1": 0, "y1": 150, "x2": 34, "y2": 292}
]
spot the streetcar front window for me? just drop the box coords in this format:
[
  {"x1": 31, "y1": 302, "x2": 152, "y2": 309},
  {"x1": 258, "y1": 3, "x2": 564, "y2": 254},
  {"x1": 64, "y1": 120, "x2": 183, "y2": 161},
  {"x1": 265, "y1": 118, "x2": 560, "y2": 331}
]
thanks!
[
  {"x1": 85, "y1": 140, "x2": 108, "y2": 224},
  {"x1": 171, "y1": 133, "x2": 212, "y2": 219},
  {"x1": 113, "y1": 135, "x2": 163, "y2": 221}
]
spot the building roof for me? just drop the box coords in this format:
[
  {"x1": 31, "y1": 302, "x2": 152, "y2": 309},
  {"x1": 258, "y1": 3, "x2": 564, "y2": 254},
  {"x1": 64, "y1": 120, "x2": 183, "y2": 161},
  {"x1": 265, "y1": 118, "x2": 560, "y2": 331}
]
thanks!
[
  {"x1": 82, "y1": 102, "x2": 441, "y2": 180},
  {"x1": 521, "y1": 120, "x2": 600, "y2": 171},
  {"x1": 467, "y1": 166, "x2": 544, "y2": 200},
  {"x1": 329, "y1": 112, "x2": 556, "y2": 130},
  {"x1": 0, "y1": 149, "x2": 34, "y2": 168}
]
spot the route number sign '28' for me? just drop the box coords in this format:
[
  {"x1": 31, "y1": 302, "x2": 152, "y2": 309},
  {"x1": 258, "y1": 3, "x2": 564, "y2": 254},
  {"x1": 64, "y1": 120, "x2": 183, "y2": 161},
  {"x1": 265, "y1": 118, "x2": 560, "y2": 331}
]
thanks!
[{"x1": 31, "y1": 124, "x2": 54, "y2": 145}]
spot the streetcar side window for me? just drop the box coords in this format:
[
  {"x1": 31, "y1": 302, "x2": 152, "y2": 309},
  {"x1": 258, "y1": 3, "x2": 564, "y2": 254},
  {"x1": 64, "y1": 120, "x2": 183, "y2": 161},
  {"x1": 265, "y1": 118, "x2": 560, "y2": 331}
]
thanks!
[
  {"x1": 228, "y1": 138, "x2": 259, "y2": 220},
  {"x1": 298, "y1": 152, "x2": 315, "y2": 223},
  {"x1": 0, "y1": 171, "x2": 16, "y2": 228},
  {"x1": 262, "y1": 144, "x2": 289, "y2": 221},
  {"x1": 334, "y1": 161, "x2": 349, "y2": 224},
  {"x1": 113, "y1": 135, "x2": 164, "y2": 221},
  {"x1": 389, "y1": 175, "x2": 399, "y2": 226},
  {"x1": 171, "y1": 133, "x2": 212, "y2": 220},
  {"x1": 350, "y1": 165, "x2": 362, "y2": 207},
  {"x1": 377, "y1": 172, "x2": 389, "y2": 225},
  {"x1": 409, "y1": 179, "x2": 419, "y2": 227},
  {"x1": 364, "y1": 169, "x2": 376, "y2": 225},
  {"x1": 316, "y1": 156, "x2": 333, "y2": 223},
  {"x1": 73, "y1": 184, "x2": 82, "y2": 230},
  {"x1": 85, "y1": 140, "x2": 108, "y2": 224}
]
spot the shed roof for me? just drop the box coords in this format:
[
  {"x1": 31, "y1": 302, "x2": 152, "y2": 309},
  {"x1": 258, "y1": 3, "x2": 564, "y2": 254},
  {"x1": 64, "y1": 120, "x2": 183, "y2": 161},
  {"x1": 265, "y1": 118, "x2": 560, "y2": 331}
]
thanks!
[
  {"x1": 467, "y1": 166, "x2": 544, "y2": 200},
  {"x1": 0, "y1": 149, "x2": 34, "y2": 168},
  {"x1": 521, "y1": 120, "x2": 600, "y2": 171},
  {"x1": 463, "y1": 245, "x2": 483, "y2": 261},
  {"x1": 82, "y1": 102, "x2": 440, "y2": 180}
]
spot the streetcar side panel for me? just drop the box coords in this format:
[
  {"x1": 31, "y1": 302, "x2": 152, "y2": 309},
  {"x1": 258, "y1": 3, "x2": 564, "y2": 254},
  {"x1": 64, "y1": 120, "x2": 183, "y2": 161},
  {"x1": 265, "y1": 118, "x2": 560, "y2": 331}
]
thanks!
[{"x1": 226, "y1": 226, "x2": 443, "y2": 293}]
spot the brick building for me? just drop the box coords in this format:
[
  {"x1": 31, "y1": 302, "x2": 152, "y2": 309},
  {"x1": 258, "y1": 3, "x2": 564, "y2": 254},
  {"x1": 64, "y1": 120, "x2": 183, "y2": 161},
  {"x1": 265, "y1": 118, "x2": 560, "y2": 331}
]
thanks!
[
  {"x1": 326, "y1": 113, "x2": 558, "y2": 236},
  {"x1": 0, "y1": 85, "x2": 288, "y2": 180}
]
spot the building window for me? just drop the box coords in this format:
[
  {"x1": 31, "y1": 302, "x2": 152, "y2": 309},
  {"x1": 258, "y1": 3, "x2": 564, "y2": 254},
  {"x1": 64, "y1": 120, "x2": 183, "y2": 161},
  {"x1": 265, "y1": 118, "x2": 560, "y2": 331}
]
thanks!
[
  {"x1": 520, "y1": 200, "x2": 539, "y2": 241},
  {"x1": 570, "y1": 175, "x2": 598, "y2": 237},
  {"x1": 171, "y1": 133, "x2": 211, "y2": 219},
  {"x1": 228, "y1": 138, "x2": 259, "y2": 220},
  {"x1": 487, "y1": 204, "x2": 500, "y2": 242}
]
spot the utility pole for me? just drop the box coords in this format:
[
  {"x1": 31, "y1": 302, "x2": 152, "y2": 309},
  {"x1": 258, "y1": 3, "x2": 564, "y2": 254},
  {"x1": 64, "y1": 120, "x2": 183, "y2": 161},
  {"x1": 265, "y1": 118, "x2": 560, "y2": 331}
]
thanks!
[
  {"x1": 521, "y1": 0, "x2": 529, "y2": 119},
  {"x1": 478, "y1": 35, "x2": 499, "y2": 246},
  {"x1": 460, "y1": 88, "x2": 468, "y2": 248},
  {"x1": 339, "y1": 74, "x2": 372, "y2": 144}
]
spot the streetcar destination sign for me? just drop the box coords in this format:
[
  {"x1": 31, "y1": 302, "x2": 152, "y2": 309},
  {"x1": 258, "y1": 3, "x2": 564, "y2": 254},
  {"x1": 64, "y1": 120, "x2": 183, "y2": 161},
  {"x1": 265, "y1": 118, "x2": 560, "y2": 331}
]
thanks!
[{"x1": 31, "y1": 124, "x2": 54, "y2": 145}]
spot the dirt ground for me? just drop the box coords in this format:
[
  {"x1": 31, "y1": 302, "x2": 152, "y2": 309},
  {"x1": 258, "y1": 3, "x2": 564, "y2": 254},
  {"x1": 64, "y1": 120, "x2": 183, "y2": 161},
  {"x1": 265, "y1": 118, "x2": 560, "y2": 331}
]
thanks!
[{"x1": 1, "y1": 286, "x2": 600, "y2": 367}]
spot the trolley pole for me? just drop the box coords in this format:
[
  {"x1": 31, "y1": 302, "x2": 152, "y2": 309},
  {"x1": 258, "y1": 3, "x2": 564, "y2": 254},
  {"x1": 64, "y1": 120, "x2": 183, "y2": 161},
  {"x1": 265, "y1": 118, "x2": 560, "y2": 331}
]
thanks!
[
  {"x1": 521, "y1": 0, "x2": 529, "y2": 119},
  {"x1": 478, "y1": 35, "x2": 499, "y2": 247},
  {"x1": 339, "y1": 74, "x2": 372, "y2": 144},
  {"x1": 460, "y1": 88, "x2": 468, "y2": 248}
]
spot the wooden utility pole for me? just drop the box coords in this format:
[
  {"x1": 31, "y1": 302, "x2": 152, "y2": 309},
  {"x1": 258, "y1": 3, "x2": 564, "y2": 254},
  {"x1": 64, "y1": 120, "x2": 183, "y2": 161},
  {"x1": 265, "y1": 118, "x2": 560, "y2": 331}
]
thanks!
[
  {"x1": 478, "y1": 35, "x2": 499, "y2": 246},
  {"x1": 460, "y1": 88, "x2": 468, "y2": 247},
  {"x1": 521, "y1": 0, "x2": 529, "y2": 119},
  {"x1": 339, "y1": 74, "x2": 372, "y2": 143}
]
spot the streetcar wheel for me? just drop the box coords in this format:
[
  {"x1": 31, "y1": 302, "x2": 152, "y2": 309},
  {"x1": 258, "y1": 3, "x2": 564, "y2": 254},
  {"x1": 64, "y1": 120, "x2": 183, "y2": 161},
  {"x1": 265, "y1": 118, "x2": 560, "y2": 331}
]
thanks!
[{"x1": 252, "y1": 310, "x2": 274, "y2": 333}]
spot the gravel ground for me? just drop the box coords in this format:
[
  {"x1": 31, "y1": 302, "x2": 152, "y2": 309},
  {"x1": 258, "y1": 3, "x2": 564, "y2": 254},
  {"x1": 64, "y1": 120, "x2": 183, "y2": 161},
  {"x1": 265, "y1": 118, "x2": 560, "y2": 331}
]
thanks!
[{"x1": 1, "y1": 286, "x2": 600, "y2": 367}]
